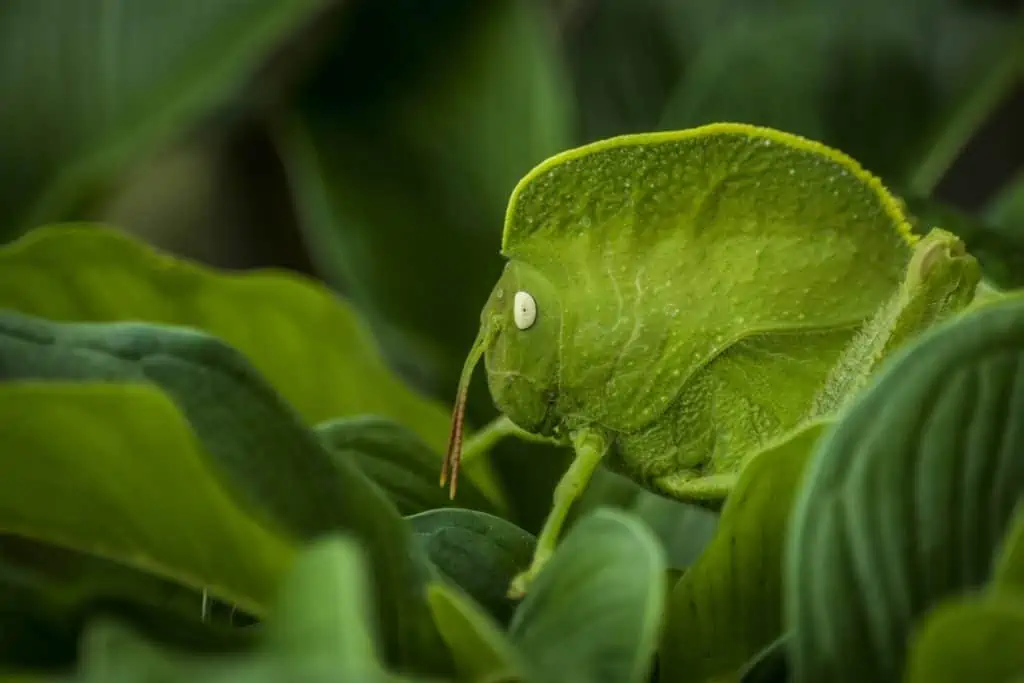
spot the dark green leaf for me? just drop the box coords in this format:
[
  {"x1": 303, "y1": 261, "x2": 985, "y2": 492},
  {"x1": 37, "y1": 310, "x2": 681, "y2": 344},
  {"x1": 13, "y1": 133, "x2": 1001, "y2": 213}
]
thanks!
[
  {"x1": 508, "y1": 509, "x2": 666, "y2": 683},
  {"x1": 786, "y1": 293, "x2": 1024, "y2": 683},
  {"x1": 426, "y1": 582, "x2": 527, "y2": 683},
  {"x1": 276, "y1": 0, "x2": 573, "y2": 390},
  {"x1": 0, "y1": 312, "x2": 451, "y2": 675},
  {"x1": 407, "y1": 509, "x2": 535, "y2": 626},
  {"x1": 903, "y1": 588, "x2": 1024, "y2": 683},
  {"x1": 316, "y1": 416, "x2": 496, "y2": 517},
  {"x1": 0, "y1": 0, "x2": 329, "y2": 235},
  {"x1": 660, "y1": 420, "x2": 829, "y2": 683}
]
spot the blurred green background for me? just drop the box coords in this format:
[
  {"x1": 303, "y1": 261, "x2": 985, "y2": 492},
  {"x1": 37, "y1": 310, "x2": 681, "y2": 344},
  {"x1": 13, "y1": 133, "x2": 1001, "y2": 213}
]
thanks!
[{"x1": 0, "y1": 0, "x2": 1021, "y2": 534}]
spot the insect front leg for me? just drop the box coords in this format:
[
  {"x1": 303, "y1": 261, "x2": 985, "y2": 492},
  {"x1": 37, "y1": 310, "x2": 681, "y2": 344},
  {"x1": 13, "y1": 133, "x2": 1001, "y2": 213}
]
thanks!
[{"x1": 507, "y1": 427, "x2": 609, "y2": 599}]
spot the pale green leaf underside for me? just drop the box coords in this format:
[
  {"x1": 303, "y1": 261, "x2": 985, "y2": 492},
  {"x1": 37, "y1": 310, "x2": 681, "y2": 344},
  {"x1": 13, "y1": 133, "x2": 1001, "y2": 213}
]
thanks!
[{"x1": 0, "y1": 381, "x2": 293, "y2": 617}]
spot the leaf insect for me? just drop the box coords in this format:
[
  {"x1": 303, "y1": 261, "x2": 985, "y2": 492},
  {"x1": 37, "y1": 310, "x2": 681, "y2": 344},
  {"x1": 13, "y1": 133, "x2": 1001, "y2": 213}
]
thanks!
[{"x1": 441, "y1": 123, "x2": 981, "y2": 597}]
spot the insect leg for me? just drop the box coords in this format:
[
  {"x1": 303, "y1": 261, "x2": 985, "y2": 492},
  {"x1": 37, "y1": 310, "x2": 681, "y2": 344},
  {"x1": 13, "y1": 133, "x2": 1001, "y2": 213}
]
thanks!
[
  {"x1": 655, "y1": 471, "x2": 737, "y2": 505},
  {"x1": 507, "y1": 428, "x2": 609, "y2": 598}
]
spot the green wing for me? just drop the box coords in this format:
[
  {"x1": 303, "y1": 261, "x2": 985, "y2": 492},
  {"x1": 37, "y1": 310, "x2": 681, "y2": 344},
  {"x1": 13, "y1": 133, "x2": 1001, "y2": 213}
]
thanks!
[{"x1": 502, "y1": 123, "x2": 915, "y2": 433}]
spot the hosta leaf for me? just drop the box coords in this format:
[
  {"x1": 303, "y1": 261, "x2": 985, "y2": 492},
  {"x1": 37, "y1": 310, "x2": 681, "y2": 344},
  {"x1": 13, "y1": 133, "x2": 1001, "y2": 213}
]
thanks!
[
  {"x1": 786, "y1": 293, "x2": 1024, "y2": 683},
  {"x1": 426, "y1": 582, "x2": 527, "y2": 683},
  {"x1": 0, "y1": 381, "x2": 292, "y2": 616},
  {"x1": 408, "y1": 509, "x2": 535, "y2": 626},
  {"x1": 0, "y1": 0, "x2": 330, "y2": 235},
  {"x1": 316, "y1": 416, "x2": 495, "y2": 517},
  {"x1": 660, "y1": 420, "x2": 829, "y2": 683},
  {"x1": 508, "y1": 509, "x2": 666, "y2": 683},
  {"x1": 277, "y1": 0, "x2": 572, "y2": 390},
  {"x1": 0, "y1": 312, "x2": 451, "y2": 675},
  {"x1": 903, "y1": 589, "x2": 1024, "y2": 683}
]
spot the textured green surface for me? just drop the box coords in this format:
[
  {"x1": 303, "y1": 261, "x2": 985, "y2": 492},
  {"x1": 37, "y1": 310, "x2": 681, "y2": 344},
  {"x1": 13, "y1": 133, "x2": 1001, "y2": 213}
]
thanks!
[
  {"x1": 786, "y1": 293, "x2": 1024, "y2": 683},
  {"x1": 0, "y1": 381, "x2": 292, "y2": 616},
  {"x1": 465, "y1": 123, "x2": 918, "y2": 500}
]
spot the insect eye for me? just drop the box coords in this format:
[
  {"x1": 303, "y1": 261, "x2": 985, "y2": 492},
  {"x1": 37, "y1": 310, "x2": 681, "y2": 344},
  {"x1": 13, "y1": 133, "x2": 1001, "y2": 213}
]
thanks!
[{"x1": 513, "y1": 291, "x2": 537, "y2": 330}]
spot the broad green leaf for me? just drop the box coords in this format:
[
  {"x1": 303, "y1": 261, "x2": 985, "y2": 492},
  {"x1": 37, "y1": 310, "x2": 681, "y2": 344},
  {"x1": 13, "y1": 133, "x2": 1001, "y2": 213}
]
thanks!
[
  {"x1": 407, "y1": 509, "x2": 535, "y2": 626},
  {"x1": 904, "y1": 589, "x2": 1024, "y2": 683},
  {"x1": 659, "y1": 420, "x2": 829, "y2": 683},
  {"x1": 276, "y1": 0, "x2": 573, "y2": 391},
  {"x1": 786, "y1": 293, "x2": 1024, "y2": 683},
  {"x1": 426, "y1": 582, "x2": 526, "y2": 683},
  {"x1": 508, "y1": 509, "x2": 666, "y2": 683},
  {"x1": 316, "y1": 416, "x2": 495, "y2": 517},
  {"x1": 0, "y1": 381, "x2": 292, "y2": 616},
  {"x1": 265, "y1": 536, "x2": 380, "y2": 670},
  {"x1": 0, "y1": 0, "x2": 329, "y2": 235},
  {"x1": 0, "y1": 312, "x2": 452, "y2": 675}
]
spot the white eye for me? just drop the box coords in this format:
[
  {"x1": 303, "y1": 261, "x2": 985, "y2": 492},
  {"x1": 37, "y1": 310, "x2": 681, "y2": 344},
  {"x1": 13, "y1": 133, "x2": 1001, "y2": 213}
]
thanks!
[{"x1": 513, "y1": 291, "x2": 537, "y2": 330}]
